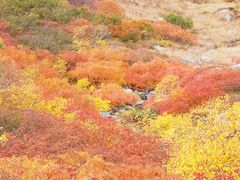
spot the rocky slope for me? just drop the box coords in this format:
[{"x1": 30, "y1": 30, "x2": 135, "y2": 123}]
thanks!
[{"x1": 114, "y1": 0, "x2": 240, "y2": 64}]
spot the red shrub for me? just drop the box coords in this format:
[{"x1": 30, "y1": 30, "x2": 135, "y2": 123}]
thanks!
[
  {"x1": 147, "y1": 68, "x2": 240, "y2": 114},
  {"x1": 35, "y1": 49, "x2": 55, "y2": 61},
  {"x1": 1, "y1": 110, "x2": 170, "y2": 167},
  {"x1": 0, "y1": 20, "x2": 17, "y2": 46},
  {"x1": 125, "y1": 58, "x2": 170, "y2": 90},
  {"x1": 180, "y1": 69, "x2": 240, "y2": 93},
  {"x1": 0, "y1": 32, "x2": 17, "y2": 46},
  {"x1": 0, "y1": 19, "x2": 8, "y2": 31},
  {"x1": 59, "y1": 50, "x2": 88, "y2": 70}
]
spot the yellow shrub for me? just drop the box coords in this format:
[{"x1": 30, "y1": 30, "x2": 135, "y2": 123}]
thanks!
[
  {"x1": 92, "y1": 96, "x2": 111, "y2": 112},
  {"x1": 43, "y1": 97, "x2": 68, "y2": 117},
  {"x1": 64, "y1": 112, "x2": 77, "y2": 121},
  {"x1": 155, "y1": 75, "x2": 181, "y2": 102},
  {"x1": 145, "y1": 113, "x2": 191, "y2": 140},
  {"x1": 0, "y1": 157, "x2": 62, "y2": 180},
  {"x1": 0, "y1": 84, "x2": 42, "y2": 109},
  {"x1": 0, "y1": 132, "x2": 8, "y2": 146},
  {"x1": 155, "y1": 40, "x2": 172, "y2": 47},
  {"x1": 76, "y1": 78, "x2": 91, "y2": 89},
  {"x1": 53, "y1": 58, "x2": 67, "y2": 77},
  {"x1": 145, "y1": 96, "x2": 240, "y2": 178}
]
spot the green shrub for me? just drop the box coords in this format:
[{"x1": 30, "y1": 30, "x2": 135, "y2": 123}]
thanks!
[
  {"x1": 0, "y1": 0, "x2": 121, "y2": 34},
  {"x1": 0, "y1": 0, "x2": 62, "y2": 33},
  {"x1": 7, "y1": 13, "x2": 41, "y2": 33},
  {"x1": 51, "y1": 7, "x2": 85, "y2": 24},
  {"x1": 163, "y1": 13, "x2": 193, "y2": 29},
  {"x1": 18, "y1": 27, "x2": 73, "y2": 53},
  {"x1": 0, "y1": 0, "x2": 62, "y2": 18},
  {"x1": 0, "y1": 109, "x2": 21, "y2": 135},
  {"x1": 88, "y1": 13, "x2": 122, "y2": 25},
  {"x1": 0, "y1": 0, "x2": 88, "y2": 33}
]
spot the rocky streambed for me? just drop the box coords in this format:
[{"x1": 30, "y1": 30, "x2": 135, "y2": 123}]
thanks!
[{"x1": 99, "y1": 86, "x2": 155, "y2": 120}]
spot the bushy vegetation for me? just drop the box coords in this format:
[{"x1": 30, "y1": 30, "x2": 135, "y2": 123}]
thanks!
[
  {"x1": 18, "y1": 27, "x2": 73, "y2": 53},
  {"x1": 164, "y1": 13, "x2": 193, "y2": 29},
  {"x1": 145, "y1": 96, "x2": 240, "y2": 179},
  {"x1": 0, "y1": 0, "x2": 239, "y2": 179},
  {"x1": 0, "y1": 109, "x2": 21, "y2": 135}
]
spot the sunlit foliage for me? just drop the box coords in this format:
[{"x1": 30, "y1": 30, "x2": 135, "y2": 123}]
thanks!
[
  {"x1": 0, "y1": 0, "x2": 239, "y2": 179},
  {"x1": 145, "y1": 96, "x2": 240, "y2": 179},
  {"x1": 94, "y1": 83, "x2": 140, "y2": 107}
]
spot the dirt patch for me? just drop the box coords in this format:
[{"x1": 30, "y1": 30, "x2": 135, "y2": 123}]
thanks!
[{"x1": 114, "y1": 0, "x2": 240, "y2": 64}]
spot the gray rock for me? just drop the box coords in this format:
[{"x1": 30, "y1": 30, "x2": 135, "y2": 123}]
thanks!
[
  {"x1": 100, "y1": 111, "x2": 111, "y2": 118},
  {"x1": 217, "y1": 8, "x2": 233, "y2": 22},
  {"x1": 225, "y1": 13, "x2": 232, "y2": 22},
  {"x1": 135, "y1": 100, "x2": 145, "y2": 106},
  {"x1": 180, "y1": 56, "x2": 197, "y2": 64},
  {"x1": 231, "y1": 64, "x2": 240, "y2": 70},
  {"x1": 152, "y1": 45, "x2": 167, "y2": 52},
  {"x1": 123, "y1": 86, "x2": 133, "y2": 93},
  {"x1": 200, "y1": 55, "x2": 213, "y2": 63},
  {"x1": 124, "y1": 105, "x2": 133, "y2": 110},
  {"x1": 135, "y1": 91, "x2": 149, "y2": 100}
]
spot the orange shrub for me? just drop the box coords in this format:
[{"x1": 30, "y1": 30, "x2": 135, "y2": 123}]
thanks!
[
  {"x1": 94, "y1": 83, "x2": 140, "y2": 106},
  {"x1": 64, "y1": 18, "x2": 91, "y2": 33},
  {"x1": 152, "y1": 21, "x2": 196, "y2": 43},
  {"x1": 37, "y1": 78, "x2": 77, "y2": 100},
  {"x1": 0, "y1": 47, "x2": 37, "y2": 68},
  {"x1": 81, "y1": 48, "x2": 126, "y2": 62},
  {"x1": 109, "y1": 20, "x2": 142, "y2": 42},
  {"x1": 69, "y1": 61, "x2": 126, "y2": 85}
]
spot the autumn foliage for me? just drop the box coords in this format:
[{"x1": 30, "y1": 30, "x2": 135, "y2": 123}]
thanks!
[
  {"x1": 94, "y1": 83, "x2": 140, "y2": 106},
  {"x1": 0, "y1": 0, "x2": 239, "y2": 179}
]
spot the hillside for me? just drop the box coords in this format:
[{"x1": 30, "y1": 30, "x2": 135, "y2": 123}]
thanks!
[
  {"x1": 0, "y1": 0, "x2": 240, "y2": 179},
  {"x1": 115, "y1": 0, "x2": 240, "y2": 64}
]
